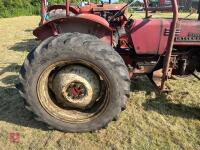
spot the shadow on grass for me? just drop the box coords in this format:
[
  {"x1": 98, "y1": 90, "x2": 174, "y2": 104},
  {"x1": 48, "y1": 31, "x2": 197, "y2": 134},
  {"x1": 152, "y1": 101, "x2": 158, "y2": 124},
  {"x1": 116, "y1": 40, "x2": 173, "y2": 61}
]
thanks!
[
  {"x1": 132, "y1": 76, "x2": 200, "y2": 120},
  {"x1": 24, "y1": 29, "x2": 34, "y2": 32},
  {"x1": 143, "y1": 95, "x2": 200, "y2": 120},
  {"x1": 9, "y1": 39, "x2": 38, "y2": 52},
  {"x1": 131, "y1": 75, "x2": 155, "y2": 94},
  {"x1": 0, "y1": 63, "x2": 21, "y2": 75},
  {"x1": 0, "y1": 64, "x2": 48, "y2": 130}
]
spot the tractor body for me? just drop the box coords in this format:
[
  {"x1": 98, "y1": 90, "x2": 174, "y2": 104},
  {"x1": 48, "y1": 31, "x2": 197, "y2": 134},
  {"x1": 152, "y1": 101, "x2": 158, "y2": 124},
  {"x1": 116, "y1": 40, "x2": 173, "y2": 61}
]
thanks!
[
  {"x1": 36, "y1": 0, "x2": 200, "y2": 85},
  {"x1": 18, "y1": 0, "x2": 200, "y2": 132}
]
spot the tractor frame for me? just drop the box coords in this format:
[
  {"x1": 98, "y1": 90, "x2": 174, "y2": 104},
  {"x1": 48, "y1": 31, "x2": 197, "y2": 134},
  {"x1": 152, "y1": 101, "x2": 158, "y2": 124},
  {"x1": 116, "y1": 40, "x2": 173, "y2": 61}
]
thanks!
[{"x1": 37, "y1": 0, "x2": 188, "y2": 93}]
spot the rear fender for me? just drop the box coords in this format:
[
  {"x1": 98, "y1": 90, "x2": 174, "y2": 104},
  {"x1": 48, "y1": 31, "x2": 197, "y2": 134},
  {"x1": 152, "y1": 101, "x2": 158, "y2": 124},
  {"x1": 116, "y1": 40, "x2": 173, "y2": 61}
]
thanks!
[{"x1": 33, "y1": 15, "x2": 112, "y2": 45}]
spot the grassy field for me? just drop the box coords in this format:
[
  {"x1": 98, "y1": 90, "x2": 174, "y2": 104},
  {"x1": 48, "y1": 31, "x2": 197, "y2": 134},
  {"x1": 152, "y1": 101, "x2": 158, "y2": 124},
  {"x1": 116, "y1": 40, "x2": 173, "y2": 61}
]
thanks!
[{"x1": 0, "y1": 14, "x2": 200, "y2": 150}]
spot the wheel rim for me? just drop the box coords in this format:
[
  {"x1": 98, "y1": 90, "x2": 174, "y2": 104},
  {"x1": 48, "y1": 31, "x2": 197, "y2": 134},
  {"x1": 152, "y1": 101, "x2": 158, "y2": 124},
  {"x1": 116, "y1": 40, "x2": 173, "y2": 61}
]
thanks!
[
  {"x1": 51, "y1": 65, "x2": 101, "y2": 110},
  {"x1": 37, "y1": 60, "x2": 110, "y2": 123}
]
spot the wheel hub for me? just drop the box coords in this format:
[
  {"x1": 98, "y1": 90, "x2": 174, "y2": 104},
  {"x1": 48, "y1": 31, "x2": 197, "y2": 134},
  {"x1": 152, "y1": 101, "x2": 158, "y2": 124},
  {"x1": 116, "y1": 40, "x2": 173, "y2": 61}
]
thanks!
[
  {"x1": 65, "y1": 82, "x2": 87, "y2": 100},
  {"x1": 51, "y1": 65, "x2": 101, "y2": 110}
]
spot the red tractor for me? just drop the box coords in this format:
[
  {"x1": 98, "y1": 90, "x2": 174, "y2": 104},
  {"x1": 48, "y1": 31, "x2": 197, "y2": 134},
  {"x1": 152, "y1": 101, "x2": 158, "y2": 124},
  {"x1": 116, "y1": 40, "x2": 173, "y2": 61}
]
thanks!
[{"x1": 18, "y1": 0, "x2": 200, "y2": 132}]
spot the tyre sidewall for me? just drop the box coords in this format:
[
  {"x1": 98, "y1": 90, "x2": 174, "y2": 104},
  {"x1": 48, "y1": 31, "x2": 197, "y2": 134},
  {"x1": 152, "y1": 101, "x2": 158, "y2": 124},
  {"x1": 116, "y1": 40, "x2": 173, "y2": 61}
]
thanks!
[{"x1": 25, "y1": 45, "x2": 122, "y2": 132}]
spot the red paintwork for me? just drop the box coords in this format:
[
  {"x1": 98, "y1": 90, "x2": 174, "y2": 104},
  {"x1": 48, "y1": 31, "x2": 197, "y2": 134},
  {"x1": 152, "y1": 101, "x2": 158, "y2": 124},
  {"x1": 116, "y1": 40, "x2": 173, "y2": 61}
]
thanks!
[
  {"x1": 37, "y1": 0, "x2": 200, "y2": 91},
  {"x1": 41, "y1": 2, "x2": 127, "y2": 28},
  {"x1": 38, "y1": 1, "x2": 127, "y2": 45},
  {"x1": 174, "y1": 20, "x2": 200, "y2": 45},
  {"x1": 66, "y1": 0, "x2": 70, "y2": 16},
  {"x1": 71, "y1": 87, "x2": 81, "y2": 97},
  {"x1": 130, "y1": 19, "x2": 163, "y2": 54},
  {"x1": 77, "y1": 14, "x2": 110, "y2": 27},
  {"x1": 41, "y1": 0, "x2": 200, "y2": 56},
  {"x1": 46, "y1": 3, "x2": 126, "y2": 15},
  {"x1": 129, "y1": 19, "x2": 200, "y2": 55},
  {"x1": 34, "y1": 15, "x2": 112, "y2": 44},
  {"x1": 40, "y1": 0, "x2": 200, "y2": 57},
  {"x1": 159, "y1": 20, "x2": 200, "y2": 53}
]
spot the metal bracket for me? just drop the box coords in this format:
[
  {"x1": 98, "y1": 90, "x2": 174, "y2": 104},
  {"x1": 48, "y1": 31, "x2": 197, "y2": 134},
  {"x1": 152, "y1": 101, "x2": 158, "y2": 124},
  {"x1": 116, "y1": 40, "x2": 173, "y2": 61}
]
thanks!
[{"x1": 147, "y1": 69, "x2": 173, "y2": 95}]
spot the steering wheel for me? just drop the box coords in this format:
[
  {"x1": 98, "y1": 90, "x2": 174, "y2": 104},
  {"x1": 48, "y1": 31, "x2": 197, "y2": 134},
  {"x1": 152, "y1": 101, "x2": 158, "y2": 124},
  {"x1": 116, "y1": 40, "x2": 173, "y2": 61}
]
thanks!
[{"x1": 109, "y1": 0, "x2": 135, "y2": 22}]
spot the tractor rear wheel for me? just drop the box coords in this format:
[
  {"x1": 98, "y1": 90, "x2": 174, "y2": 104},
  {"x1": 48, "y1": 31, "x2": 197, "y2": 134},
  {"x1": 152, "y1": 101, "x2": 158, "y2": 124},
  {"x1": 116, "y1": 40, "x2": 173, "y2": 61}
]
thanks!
[{"x1": 19, "y1": 33, "x2": 130, "y2": 132}]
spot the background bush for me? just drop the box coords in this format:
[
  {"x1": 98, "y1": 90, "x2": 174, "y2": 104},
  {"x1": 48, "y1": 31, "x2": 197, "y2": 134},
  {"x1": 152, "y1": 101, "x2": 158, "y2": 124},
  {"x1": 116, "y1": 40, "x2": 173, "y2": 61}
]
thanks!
[{"x1": 0, "y1": 0, "x2": 84, "y2": 18}]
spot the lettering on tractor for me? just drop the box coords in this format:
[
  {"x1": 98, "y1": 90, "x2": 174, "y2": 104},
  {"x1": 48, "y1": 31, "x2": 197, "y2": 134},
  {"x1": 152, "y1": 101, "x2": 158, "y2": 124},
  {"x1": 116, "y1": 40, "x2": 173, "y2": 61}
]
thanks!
[
  {"x1": 176, "y1": 33, "x2": 200, "y2": 42},
  {"x1": 17, "y1": 0, "x2": 200, "y2": 132}
]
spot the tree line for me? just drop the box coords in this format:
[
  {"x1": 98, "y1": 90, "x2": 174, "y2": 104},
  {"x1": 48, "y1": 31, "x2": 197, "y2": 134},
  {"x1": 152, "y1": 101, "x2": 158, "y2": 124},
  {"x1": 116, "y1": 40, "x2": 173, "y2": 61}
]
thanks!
[
  {"x1": 0, "y1": 0, "x2": 128, "y2": 18},
  {"x1": 0, "y1": 0, "x2": 86, "y2": 18}
]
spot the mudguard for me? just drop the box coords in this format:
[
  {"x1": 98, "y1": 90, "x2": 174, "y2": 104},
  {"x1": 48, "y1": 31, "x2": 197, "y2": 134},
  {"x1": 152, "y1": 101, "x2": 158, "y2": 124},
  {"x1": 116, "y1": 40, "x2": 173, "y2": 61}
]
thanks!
[{"x1": 33, "y1": 14, "x2": 113, "y2": 45}]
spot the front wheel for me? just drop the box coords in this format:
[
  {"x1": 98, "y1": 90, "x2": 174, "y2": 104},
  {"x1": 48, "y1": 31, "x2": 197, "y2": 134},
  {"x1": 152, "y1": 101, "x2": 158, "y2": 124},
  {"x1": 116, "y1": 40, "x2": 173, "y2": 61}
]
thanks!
[{"x1": 19, "y1": 33, "x2": 130, "y2": 132}]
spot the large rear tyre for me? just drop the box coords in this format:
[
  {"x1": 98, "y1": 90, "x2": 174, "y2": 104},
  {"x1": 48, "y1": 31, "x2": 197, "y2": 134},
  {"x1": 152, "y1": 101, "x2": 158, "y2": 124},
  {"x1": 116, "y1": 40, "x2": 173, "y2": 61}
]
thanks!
[{"x1": 19, "y1": 33, "x2": 130, "y2": 132}]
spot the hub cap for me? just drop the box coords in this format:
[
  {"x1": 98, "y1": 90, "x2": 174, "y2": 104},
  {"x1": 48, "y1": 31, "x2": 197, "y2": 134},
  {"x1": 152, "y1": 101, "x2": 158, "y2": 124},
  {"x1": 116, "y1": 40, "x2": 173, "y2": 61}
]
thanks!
[
  {"x1": 51, "y1": 65, "x2": 101, "y2": 109},
  {"x1": 66, "y1": 82, "x2": 87, "y2": 100}
]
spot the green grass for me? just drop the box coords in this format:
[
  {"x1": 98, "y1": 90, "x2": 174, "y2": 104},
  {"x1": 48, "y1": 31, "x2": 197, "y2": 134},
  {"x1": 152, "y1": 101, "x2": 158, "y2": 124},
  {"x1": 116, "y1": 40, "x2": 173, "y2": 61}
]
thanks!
[
  {"x1": 0, "y1": 7, "x2": 40, "y2": 18},
  {"x1": 0, "y1": 15, "x2": 200, "y2": 149}
]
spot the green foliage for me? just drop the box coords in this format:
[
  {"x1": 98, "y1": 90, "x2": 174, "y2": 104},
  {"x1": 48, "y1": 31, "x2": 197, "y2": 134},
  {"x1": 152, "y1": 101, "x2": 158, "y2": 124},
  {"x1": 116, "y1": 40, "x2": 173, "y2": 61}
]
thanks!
[
  {"x1": 0, "y1": 0, "x2": 125, "y2": 18},
  {"x1": 0, "y1": 0, "x2": 71, "y2": 18}
]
